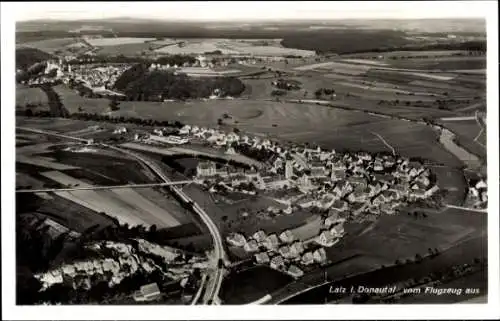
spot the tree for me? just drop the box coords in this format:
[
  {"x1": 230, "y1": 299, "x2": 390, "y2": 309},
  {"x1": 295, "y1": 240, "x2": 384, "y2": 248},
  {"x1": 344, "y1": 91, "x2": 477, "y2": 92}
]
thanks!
[{"x1": 217, "y1": 118, "x2": 223, "y2": 126}]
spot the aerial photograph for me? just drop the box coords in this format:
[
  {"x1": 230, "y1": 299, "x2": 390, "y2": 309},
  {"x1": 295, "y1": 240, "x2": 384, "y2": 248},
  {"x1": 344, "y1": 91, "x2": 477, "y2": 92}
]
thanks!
[{"x1": 12, "y1": 1, "x2": 490, "y2": 308}]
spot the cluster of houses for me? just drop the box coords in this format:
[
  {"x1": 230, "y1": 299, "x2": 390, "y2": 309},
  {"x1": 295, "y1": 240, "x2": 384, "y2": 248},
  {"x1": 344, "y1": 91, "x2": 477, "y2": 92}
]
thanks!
[
  {"x1": 34, "y1": 239, "x2": 204, "y2": 293},
  {"x1": 20, "y1": 58, "x2": 130, "y2": 92},
  {"x1": 63, "y1": 64, "x2": 130, "y2": 89},
  {"x1": 167, "y1": 123, "x2": 440, "y2": 221},
  {"x1": 148, "y1": 55, "x2": 222, "y2": 71},
  {"x1": 227, "y1": 229, "x2": 331, "y2": 279},
  {"x1": 466, "y1": 178, "x2": 488, "y2": 209}
]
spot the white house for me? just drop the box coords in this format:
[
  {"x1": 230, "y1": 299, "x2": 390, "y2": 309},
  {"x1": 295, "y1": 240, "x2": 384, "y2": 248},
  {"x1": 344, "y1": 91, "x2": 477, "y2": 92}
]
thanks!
[
  {"x1": 313, "y1": 248, "x2": 328, "y2": 263},
  {"x1": 301, "y1": 252, "x2": 315, "y2": 265},
  {"x1": 263, "y1": 234, "x2": 280, "y2": 251},
  {"x1": 243, "y1": 239, "x2": 259, "y2": 252},
  {"x1": 254, "y1": 252, "x2": 270, "y2": 264},
  {"x1": 330, "y1": 223, "x2": 345, "y2": 238},
  {"x1": 252, "y1": 230, "x2": 267, "y2": 244},
  {"x1": 196, "y1": 161, "x2": 217, "y2": 177},
  {"x1": 286, "y1": 265, "x2": 304, "y2": 278},
  {"x1": 279, "y1": 230, "x2": 295, "y2": 244},
  {"x1": 226, "y1": 233, "x2": 247, "y2": 247},
  {"x1": 315, "y1": 231, "x2": 337, "y2": 247}
]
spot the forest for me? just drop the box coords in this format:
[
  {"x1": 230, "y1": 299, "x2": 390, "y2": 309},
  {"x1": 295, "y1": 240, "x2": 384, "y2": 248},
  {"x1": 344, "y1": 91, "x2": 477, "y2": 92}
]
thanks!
[{"x1": 113, "y1": 63, "x2": 245, "y2": 100}]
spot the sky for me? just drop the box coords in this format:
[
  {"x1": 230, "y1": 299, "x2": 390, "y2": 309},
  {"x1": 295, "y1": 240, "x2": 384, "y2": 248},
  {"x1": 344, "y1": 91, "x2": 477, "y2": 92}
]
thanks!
[{"x1": 11, "y1": 1, "x2": 492, "y2": 22}]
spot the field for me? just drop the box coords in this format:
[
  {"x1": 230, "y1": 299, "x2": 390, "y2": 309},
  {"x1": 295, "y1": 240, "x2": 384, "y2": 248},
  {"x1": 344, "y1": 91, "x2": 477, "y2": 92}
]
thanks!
[
  {"x1": 275, "y1": 206, "x2": 487, "y2": 304},
  {"x1": 49, "y1": 149, "x2": 160, "y2": 185},
  {"x1": 85, "y1": 37, "x2": 156, "y2": 46},
  {"x1": 153, "y1": 38, "x2": 316, "y2": 57},
  {"x1": 16, "y1": 85, "x2": 50, "y2": 111},
  {"x1": 95, "y1": 42, "x2": 156, "y2": 56},
  {"x1": 387, "y1": 57, "x2": 486, "y2": 71},
  {"x1": 177, "y1": 67, "x2": 243, "y2": 77},
  {"x1": 17, "y1": 154, "x2": 80, "y2": 171},
  {"x1": 53, "y1": 84, "x2": 111, "y2": 114},
  {"x1": 221, "y1": 266, "x2": 293, "y2": 304},
  {"x1": 120, "y1": 142, "x2": 264, "y2": 169},
  {"x1": 396, "y1": 270, "x2": 486, "y2": 303},
  {"x1": 17, "y1": 192, "x2": 117, "y2": 232},
  {"x1": 440, "y1": 119, "x2": 486, "y2": 160},
  {"x1": 342, "y1": 50, "x2": 475, "y2": 59},
  {"x1": 17, "y1": 38, "x2": 79, "y2": 53},
  {"x1": 294, "y1": 61, "x2": 372, "y2": 74},
  {"x1": 16, "y1": 172, "x2": 45, "y2": 189},
  {"x1": 75, "y1": 98, "x2": 464, "y2": 167},
  {"x1": 17, "y1": 117, "x2": 98, "y2": 133},
  {"x1": 428, "y1": 166, "x2": 468, "y2": 205},
  {"x1": 38, "y1": 170, "x2": 182, "y2": 228}
]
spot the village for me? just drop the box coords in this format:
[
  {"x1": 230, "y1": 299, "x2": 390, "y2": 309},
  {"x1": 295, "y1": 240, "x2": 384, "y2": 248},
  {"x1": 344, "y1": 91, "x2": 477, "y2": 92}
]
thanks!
[
  {"x1": 109, "y1": 120, "x2": 446, "y2": 280},
  {"x1": 33, "y1": 238, "x2": 207, "y2": 302}
]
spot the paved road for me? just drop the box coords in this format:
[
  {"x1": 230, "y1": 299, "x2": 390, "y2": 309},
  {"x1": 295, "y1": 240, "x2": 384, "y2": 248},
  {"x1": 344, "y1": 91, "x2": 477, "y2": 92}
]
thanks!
[
  {"x1": 440, "y1": 116, "x2": 477, "y2": 121},
  {"x1": 445, "y1": 204, "x2": 487, "y2": 214},
  {"x1": 16, "y1": 181, "x2": 193, "y2": 193},
  {"x1": 17, "y1": 126, "x2": 91, "y2": 143},
  {"x1": 16, "y1": 127, "x2": 227, "y2": 305}
]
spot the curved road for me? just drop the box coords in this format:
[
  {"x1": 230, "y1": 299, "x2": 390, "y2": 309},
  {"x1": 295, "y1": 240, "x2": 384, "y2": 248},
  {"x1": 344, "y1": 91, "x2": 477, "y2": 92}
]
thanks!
[
  {"x1": 16, "y1": 127, "x2": 227, "y2": 305},
  {"x1": 104, "y1": 144, "x2": 227, "y2": 305}
]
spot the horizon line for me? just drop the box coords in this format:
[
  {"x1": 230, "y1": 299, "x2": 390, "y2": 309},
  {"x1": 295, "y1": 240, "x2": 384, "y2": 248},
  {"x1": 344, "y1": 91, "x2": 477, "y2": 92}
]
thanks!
[{"x1": 16, "y1": 16, "x2": 486, "y2": 23}]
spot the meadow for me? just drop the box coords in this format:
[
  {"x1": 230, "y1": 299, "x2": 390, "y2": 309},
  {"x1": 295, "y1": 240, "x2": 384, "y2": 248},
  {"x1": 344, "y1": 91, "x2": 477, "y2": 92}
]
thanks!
[
  {"x1": 221, "y1": 266, "x2": 293, "y2": 304},
  {"x1": 85, "y1": 37, "x2": 156, "y2": 46},
  {"x1": 153, "y1": 38, "x2": 315, "y2": 57},
  {"x1": 16, "y1": 85, "x2": 50, "y2": 111},
  {"x1": 18, "y1": 37, "x2": 78, "y2": 53},
  {"x1": 277, "y1": 206, "x2": 486, "y2": 304},
  {"x1": 33, "y1": 93, "x2": 466, "y2": 168},
  {"x1": 25, "y1": 193, "x2": 117, "y2": 232},
  {"x1": 53, "y1": 84, "x2": 111, "y2": 114},
  {"x1": 440, "y1": 120, "x2": 486, "y2": 160},
  {"x1": 39, "y1": 170, "x2": 182, "y2": 228}
]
